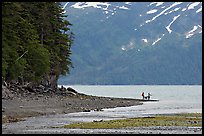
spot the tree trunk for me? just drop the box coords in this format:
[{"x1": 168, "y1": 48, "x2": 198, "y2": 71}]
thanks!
[{"x1": 41, "y1": 73, "x2": 58, "y2": 90}]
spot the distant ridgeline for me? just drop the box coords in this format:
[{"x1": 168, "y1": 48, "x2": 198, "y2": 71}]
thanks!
[
  {"x1": 2, "y1": 2, "x2": 74, "y2": 89},
  {"x1": 58, "y1": 2, "x2": 202, "y2": 85}
]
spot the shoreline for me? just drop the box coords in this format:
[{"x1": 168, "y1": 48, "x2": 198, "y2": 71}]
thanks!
[
  {"x1": 3, "y1": 87, "x2": 201, "y2": 134},
  {"x1": 2, "y1": 111, "x2": 202, "y2": 134},
  {"x1": 2, "y1": 91, "x2": 146, "y2": 124}
]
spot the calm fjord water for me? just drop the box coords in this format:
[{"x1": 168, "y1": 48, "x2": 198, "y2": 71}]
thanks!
[{"x1": 60, "y1": 85, "x2": 202, "y2": 117}]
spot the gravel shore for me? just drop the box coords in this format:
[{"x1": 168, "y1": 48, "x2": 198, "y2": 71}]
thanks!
[
  {"x1": 5, "y1": 126, "x2": 201, "y2": 134},
  {"x1": 2, "y1": 88, "x2": 201, "y2": 134},
  {"x1": 2, "y1": 90, "x2": 144, "y2": 124}
]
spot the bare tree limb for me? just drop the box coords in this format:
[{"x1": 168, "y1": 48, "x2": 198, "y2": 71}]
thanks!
[{"x1": 15, "y1": 50, "x2": 28, "y2": 62}]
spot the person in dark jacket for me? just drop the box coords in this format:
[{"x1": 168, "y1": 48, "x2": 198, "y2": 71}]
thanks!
[
  {"x1": 147, "y1": 93, "x2": 151, "y2": 100},
  {"x1": 141, "y1": 92, "x2": 144, "y2": 99}
]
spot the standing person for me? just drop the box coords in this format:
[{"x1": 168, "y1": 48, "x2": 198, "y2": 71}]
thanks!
[
  {"x1": 141, "y1": 92, "x2": 144, "y2": 99},
  {"x1": 147, "y1": 93, "x2": 151, "y2": 100}
]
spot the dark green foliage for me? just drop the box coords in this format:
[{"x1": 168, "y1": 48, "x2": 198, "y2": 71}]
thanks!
[{"x1": 2, "y1": 2, "x2": 73, "y2": 85}]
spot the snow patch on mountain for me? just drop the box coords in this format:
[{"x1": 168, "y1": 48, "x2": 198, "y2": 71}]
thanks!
[
  {"x1": 182, "y1": 8, "x2": 186, "y2": 11},
  {"x1": 152, "y1": 34, "x2": 165, "y2": 46},
  {"x1": 152, "y1": 38, "x2": 161, "y2": 45},
  {"x1": 145, "y1": 2, "x2": 183, "y2": 25},
  {"x1": 146, "y1": 9, "x2": 158, "y2": 14},
  {"x1": 196, "y1": 6, "x2": 202, "y2": 13},
  {"x1": 198, "y1": 25, "x2": 202, "y2": 33},
  {"x1": 125, "y1": 2, "x2": 132, "y2": 5},
  {"x1": 63, "y1": 2, "x2": 202, "y2": 41},
  {"x1": 63, "y1": 2, "x2": 69, "y2": 9},
  {"x1": 185, "y1": 25, "x2": 202, "y2": 38},
  {"x1": 71, "y1": 2, "x2": 110, "y2": 10},
  {"x1": 188, "y1": 2, "x2": 200, "y2": 10},
  {"x1": 119, "y1": 6, "x2": 129, "y2": 10},
  {"x1": 166, "y1": 14, "x2": 181, "y2": 33},
  {"x1": 121, "y1": 39, "x2": 136, "y2": 51},
  {"x1": 148, "y1": 2, "x2": 164, "y2": 7},
  {"x1": 61, "y1": 2, "x2": 69, "y2": 13},
  {"x1": 142, "y1": 38, "x2": 148, "y2": 43},
  {"x1": 164, "y1": 7, "x2": 181, "y2": 15}
]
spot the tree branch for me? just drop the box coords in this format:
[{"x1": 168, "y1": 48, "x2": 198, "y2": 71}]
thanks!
[{"x1": 15, "y1": 50, "x2": 28, "y2": 62}]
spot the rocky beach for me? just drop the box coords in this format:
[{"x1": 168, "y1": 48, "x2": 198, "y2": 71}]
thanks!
[
  {"x1": 2, "y1": 84, "x2": 202, "y2": 134},
  {"x1": 2, "y1": 83, "x2": 144, "y2": 124}
]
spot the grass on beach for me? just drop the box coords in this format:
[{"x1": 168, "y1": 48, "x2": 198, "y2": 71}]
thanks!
[{"x1": 62, "y1": 113, "x2": 202, "y2": 129}]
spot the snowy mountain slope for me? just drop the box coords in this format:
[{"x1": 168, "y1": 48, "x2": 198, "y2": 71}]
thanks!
[
  {"x1": 63, "y1": 2, "x2": 202, "y2": 46},
  {"x1": 58, "y1": 2, "x2": 202, "y2": 85}
]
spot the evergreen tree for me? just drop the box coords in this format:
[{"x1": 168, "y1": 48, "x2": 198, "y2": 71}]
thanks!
[
  {"x1": 2, "y1": 2, "x2": 50, "y2": 82},
  {"x1": 2, "y1": 2, "x2": 74, "y2": 88}
]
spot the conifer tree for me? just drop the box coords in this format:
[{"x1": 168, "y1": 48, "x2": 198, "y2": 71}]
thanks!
[{"x1": 2, "y1": 2, "x2": 74, "y2": 89}]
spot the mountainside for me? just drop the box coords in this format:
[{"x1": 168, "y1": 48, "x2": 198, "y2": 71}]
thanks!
[{"x1": 58, "y1": 2, "x2": 202, "y2": 85}]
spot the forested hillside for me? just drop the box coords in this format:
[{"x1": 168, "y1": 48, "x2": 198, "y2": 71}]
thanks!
[
  {"x1": 58, "y1": 2, "x2": 202, "y2": 85},
  {"x1": 2, "y1": 2, "x2": 74, "y2": 89}
]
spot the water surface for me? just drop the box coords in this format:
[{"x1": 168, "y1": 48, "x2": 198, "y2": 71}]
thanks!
[
  {"x1": 60, "y1": 85, "x2": 202, "y2": 117},
  {"x1": 3, "y1": 85, "x2": 202, "y2": 133}
]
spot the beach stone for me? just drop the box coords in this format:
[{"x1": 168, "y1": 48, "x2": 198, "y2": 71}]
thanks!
[
  {"x1": 94, "y1": 108, "x2": 103, "y2": 111},
  {"x1": 37, "y1": 85, "x2": 45, "y2": 89},
  {"x1": 37, "y1": 94, "x2": 44, "y2": 97},
  {"x1": 67, "y1": 87, "x2": 78, "y2": 94},
  {"x1": 2, "y1": 107, "x2": 6, "y2": 112},
  {"x1": 93, "y1": 119, "x2": 103, "y2": 122},
  {"x1": 83, "y1": 109, "x2": 91, "y2": 112},
  {"x1": 68, "y1": 91, "x2": 76, "y2": 95},
  {"x1": 35, "y1": 97, "x2": 39, "y2": 100},
  {"x1": 2, "y1": 85, "x2": 14, "y2": 99}
]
